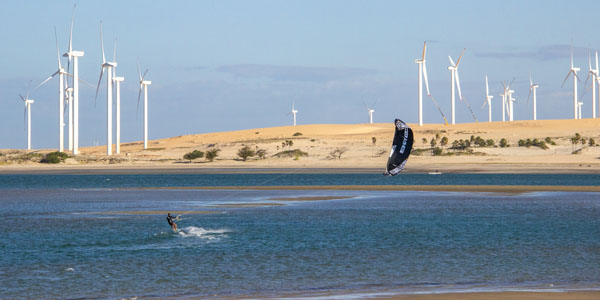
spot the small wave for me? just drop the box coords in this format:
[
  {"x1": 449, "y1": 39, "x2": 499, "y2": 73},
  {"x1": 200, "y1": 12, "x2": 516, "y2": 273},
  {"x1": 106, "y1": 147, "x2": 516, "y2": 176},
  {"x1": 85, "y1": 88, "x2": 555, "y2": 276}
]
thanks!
[{"x1": 177, "y1": 226, "x2": 230, "y2": 240}]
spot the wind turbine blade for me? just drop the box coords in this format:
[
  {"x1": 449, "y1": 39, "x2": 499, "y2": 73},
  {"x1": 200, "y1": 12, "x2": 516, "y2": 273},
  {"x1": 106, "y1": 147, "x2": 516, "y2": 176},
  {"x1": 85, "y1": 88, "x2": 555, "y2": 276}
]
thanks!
[
  {"x1": 455, "y1": 48, "x2": 466, "y2": 67},
  {"x1": 589, "y1": 48, "x2": 592, "y2": 71},
  {"x1": 528, "y1": 86, "x2": 532, "y2": 103},
  {"x1": 584, "y1": 72, "x2": 591, "y2": 88},
  {"x1": 54, "y1": 25, "x2": 61, "y2": 69},
  {"x1": 574, "y1": 71, "x2": 581, "y2": 82},
  {"x1": 455, "y1": 71, "x2": 463, "y2": 101},
  {"x1": 100, "y1": 21, "x2": 106, "y2": 64},
  {"x1": 24, "y1": 107, "x2": 26, "y2": 132},
  {"x1": 485, "y1": 75, "x2": 490, "y2": 96},
  {"x1": 422, "y1": 41, "x2": 427, "y2": 60},
  {"x1": 19, "y1": 94, "x2": 25, "y2": 102},
  {"x1": 596, "y1": 51, "x2": 598, "y2": 75},
  {"x1": 113, "y1": 38, "x2": 117, "y2": 62},
  {"x1": 137, "y1": 85, "x2": 142, "y2": 115},
  {"x1": 95, "y1": 68, "x2": 104, "y2": 106},
  {"x1": 66, "y1": 2, "x2": 76, "y2": 72},
  {"x1": 35, "y1": 72, "x2": 58, "y2": 89},
  {"x1": 142, "y1": 69, "x2": 149, "y2": 80},
  {"x1": 371, "y1": 99, "x2": 378, "y2": 108},
  {"x1": 561, "y1": 71, "x2": 571, "y2": 88},
  {"x1": 423, "y1": 61, "x2": 430, "y2": 95},
  {"x1": 570, "y1": 44, "x2": 574, "y2": 69},
  {"x1": 26, "y1": 80, "x2": 32, "y2": 100},
  {"x1": 507, "y1": 77, "x2": 515, "y2": 90},
  {"x1": 448, "y1": 56, "x2": 456, "y2": 67},
  {"x1": 64, "y1": 98, "x2": 68, "y2": 115},
  {"x1": 137, "y1": 61, "x2": 142, "y2": 81},
  {"x1": 529, "y1": 72, "x2": 533, "y2": 87},
  {"x1": 363, "y1": 101, "x2": 368, "y2": 110}
]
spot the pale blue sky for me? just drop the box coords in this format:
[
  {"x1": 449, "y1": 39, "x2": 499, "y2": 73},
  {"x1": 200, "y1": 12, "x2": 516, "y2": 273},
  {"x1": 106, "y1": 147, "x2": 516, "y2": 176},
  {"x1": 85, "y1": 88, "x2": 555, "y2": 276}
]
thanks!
[{"x1": 1, "y1": 0, "x2": 599, "y2": 149}]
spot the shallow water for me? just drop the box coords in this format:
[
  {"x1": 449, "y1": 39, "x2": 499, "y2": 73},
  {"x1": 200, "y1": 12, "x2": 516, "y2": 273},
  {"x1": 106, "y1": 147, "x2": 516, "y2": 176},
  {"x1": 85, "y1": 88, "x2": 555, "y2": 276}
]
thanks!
[{"x1": 1, "y1": 183, "x2": 599, "y2": 299}]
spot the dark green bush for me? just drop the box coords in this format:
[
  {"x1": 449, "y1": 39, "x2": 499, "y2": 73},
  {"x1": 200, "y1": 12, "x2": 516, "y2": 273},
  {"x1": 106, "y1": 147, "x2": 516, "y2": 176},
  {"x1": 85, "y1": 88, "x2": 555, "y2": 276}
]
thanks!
[{"x1": 40, "y1": 152, "x2": 68, "y2": 164}]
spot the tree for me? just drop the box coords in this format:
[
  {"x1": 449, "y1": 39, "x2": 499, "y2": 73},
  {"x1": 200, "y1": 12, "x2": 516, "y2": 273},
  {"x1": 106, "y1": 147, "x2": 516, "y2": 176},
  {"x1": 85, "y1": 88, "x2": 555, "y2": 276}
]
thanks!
[
  {"x1": 372, "y1": 137, "x2": 377, "y2": 145},
  {"x1": 183, "y1": 150, "x2": 204, "y2": 162},
  {"x1": 430, "y1": 138, "x2": 437, "y2": 148},
  {"x1": 205, "y1": 148, "x2": 220, "y2": 162},
  {"x1": 499, "y1": 138, "x2": 509, "y2": 148},
  {"x1": 256, "y1": 149, "x2": 267, "y2": 159},
  {"x1": 440, "y1": 137, "x2": 448, "y2": 148},
  {"x1": 285, "y1": 140, "x2": 294, "y2": 151},
  {"x1": 589, "y1": 138, "x2": 596, "y2": 147},
  {"x1": 40, "y1": 151, "x2": 69, "y2": 164},
  {"x1": 237, "y1": 146, "x2": 255, "y2": 161},
  {"x1": 422, "y1": 137, "x2": 428, "y2": 144}
]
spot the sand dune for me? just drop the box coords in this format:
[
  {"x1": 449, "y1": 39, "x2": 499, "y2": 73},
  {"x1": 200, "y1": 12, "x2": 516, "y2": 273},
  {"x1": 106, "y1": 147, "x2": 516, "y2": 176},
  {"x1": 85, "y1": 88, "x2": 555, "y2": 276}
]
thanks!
[{"x1": 1, "y1": 119, "x2": 600, "y2": 173}]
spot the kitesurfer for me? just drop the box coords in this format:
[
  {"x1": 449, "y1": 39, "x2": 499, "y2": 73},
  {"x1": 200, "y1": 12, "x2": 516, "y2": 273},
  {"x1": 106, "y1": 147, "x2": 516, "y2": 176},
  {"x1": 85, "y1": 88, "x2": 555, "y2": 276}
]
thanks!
[{"x1": 167, "y1": 213, "x2": 178, "y2": 231}]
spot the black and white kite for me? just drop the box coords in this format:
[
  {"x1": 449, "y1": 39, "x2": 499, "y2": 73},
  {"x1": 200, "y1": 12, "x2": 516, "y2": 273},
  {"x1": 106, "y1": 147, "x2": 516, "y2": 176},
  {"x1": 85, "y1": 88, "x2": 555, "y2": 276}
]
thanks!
[{"x1": 384, "y1": 119, "x2": 413, "y2": 176}]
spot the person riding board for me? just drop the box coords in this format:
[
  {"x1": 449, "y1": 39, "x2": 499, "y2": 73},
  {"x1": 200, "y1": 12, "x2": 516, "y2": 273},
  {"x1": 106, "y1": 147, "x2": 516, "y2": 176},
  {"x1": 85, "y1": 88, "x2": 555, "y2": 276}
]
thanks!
[{"x1": 166, "y1": 213, "x2": 179, "y2": 232}]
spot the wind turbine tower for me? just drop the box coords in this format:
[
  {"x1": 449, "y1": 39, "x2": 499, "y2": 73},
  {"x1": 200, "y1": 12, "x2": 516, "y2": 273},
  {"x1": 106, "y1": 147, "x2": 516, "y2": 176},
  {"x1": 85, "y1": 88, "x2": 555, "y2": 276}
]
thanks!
[
  {"x1": 37, "y1": 26, "x2": 67, "y2": 152},
  {"x1": 528, "y1": 73, "x2": 539, "y2": 120},
  {"x1": 483, "y1": 76, "x2": 493, "y2": 122},
  {"x1": 578, "y1": 101, "x2": 583, "y2": 119},
  {"x1": 66, "y1": 87, "x2": 73, "y2": 151},
  {"x1": 114, "y1": 76, "x2": 124, "y2": 154},
  {"x1": 95, "y1": 21, "x2": 117, "y2": 156},
  {"x1": 288, "y1": 103, "x2": 298, "y2": 126},
  {"x1": 508, "y1": 89, "x2": 515, "y2": 121},
  {"x1": 561, "y1": 46, "x2": 580, "y2": 119},
  {"x1": 584, "y1": 50, "x2": 598, "y2": 118},
  {"x1": 19, "y1": 82, "x2": 34, "y2": 150},
  {"x1": 63, "y1": 3, "x2": 84, "y2": 155},
  {"x1": 415, "y1": 42, "x2": 431, "y2": 126},
  {"x1": 137, "y1": 64, "x2": 152, "y2": 149},
  {"x1": 448, "y1": 49, "x2": 465, "y2": 125}
]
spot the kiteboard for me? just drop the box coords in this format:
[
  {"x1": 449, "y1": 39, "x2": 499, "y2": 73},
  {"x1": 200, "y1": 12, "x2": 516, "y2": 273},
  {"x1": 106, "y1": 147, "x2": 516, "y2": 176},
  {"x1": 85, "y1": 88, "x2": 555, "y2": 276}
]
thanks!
[{"x1": 384, "y1": 119, "x2": 413, "y2": 176}]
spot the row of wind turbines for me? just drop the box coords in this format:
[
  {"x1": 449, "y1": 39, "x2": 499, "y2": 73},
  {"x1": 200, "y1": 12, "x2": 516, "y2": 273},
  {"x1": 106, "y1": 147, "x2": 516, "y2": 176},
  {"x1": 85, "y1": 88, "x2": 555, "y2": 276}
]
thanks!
[
  {"x1": 20, "y1": 3, "x2": 152, "y2": 155},
  {"x1": 415, "y1": 42, "x2": 600, "y2": 126}
]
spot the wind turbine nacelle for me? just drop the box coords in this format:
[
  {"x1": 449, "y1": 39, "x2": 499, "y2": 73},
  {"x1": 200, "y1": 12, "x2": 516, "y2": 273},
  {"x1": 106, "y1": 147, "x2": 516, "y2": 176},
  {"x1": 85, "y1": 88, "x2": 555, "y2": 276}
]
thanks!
[
  {"x1": 63, "y1": 50, "x2": 84, "y2": 57},
  {"x1": 142, "y1": 80, "x2": 152, "y2": 85},
  {"x1": 114, "y1": 76, "x2": 125, "y2": 82},
  {"x1": 572, "y1": 67, "x2": 581, "y2": 72},
  {"x1": 25, "y1": 99, "x2": 34, "y2": 104}
]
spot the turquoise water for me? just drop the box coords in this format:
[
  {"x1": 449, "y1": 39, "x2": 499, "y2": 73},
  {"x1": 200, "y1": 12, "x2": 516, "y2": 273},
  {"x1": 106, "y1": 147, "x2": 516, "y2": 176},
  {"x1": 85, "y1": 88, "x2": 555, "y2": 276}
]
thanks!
[
  {"x1": 1, "y1": 173, "x2": 600, "y2": 189},
  {"x1": 1, "y1": 174, "x2": 599, "y2": 299}
]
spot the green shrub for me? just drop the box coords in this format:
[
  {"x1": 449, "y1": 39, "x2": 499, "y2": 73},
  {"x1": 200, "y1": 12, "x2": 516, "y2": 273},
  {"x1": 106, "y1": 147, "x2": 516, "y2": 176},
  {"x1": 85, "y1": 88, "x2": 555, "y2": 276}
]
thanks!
[
  {"x1": 499, "y1": 138, "x2": 509, "y2": 148},
  {"x1": 183, "y1": 150, "x2": 204, "y2": 162},
  {"x1": 273, "y1": 149, "x2": 308, "y2": 158},
  {"x1": 293, "y1": 132, "x2": 303, "y2": 136},
  {"x1": 40, "y1": 152, "x2": 69, "y2": 164},
  {"x1": 256, "y1": 149, "x2": 267, "y2": 159},
  {"x1": 237, "y1": 146, "x2": 255, "y2": 161},
  {"x1": 205, "y1": 148, "x2": 220, "y2": 162},
  {"x1": 432, "y1": 147, "x2": 443, "y2": 156}
]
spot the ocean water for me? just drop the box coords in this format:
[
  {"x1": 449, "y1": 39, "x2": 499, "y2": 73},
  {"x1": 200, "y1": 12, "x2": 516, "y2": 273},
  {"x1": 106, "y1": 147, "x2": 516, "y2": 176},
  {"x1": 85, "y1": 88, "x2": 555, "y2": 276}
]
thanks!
[
  {"x1": 1, "y1": 174, "x2": 599, "y2": 299},
  {"x1": 1, "y1": 173, "x2": 600, "y2": 189}
]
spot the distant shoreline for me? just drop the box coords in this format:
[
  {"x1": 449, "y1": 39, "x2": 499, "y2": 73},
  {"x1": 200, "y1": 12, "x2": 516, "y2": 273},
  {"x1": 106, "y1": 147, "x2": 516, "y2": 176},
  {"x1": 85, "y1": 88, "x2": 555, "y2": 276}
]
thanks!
[
  {"x1": 134, "y1": 185, "x2": 600, "y2": 193},
  {"x1": 0, "y1": 164, "x2": 599, "y2": 175}
]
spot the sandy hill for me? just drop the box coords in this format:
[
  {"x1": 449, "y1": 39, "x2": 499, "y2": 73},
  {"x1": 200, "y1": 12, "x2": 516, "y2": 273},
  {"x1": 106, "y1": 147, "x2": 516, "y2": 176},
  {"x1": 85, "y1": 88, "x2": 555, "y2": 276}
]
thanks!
[{"x1": 2, "y1": 119, "x2": 600, "y2": 173}]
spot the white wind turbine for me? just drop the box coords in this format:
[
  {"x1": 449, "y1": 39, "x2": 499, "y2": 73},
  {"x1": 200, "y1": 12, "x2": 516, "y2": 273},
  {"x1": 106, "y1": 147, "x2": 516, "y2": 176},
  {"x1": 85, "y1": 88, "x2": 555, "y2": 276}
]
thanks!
[
  {"x1": 528, "y1": 73, "x2": 539, "y2": 120},
  {"x1": 448, "y1": 49, "x2": 476, "y2": 123},
  {"x1": 137, "y1": 63, "x2": 152, "y2": 149},
  {"x1": 415, "y1": 41, "x2": 431, "y2": 126},
  {"x1": 19, "y1": 81, "x2": 35, "y2": 150},
  {"x1": 561, "y1": 45, "x2": 580, "y2": 119},
  {"x1": 63, "y1": 3, "x2": 84, "y2": 155},
  {"x1": 364, "y1": 101, "x2": 377, "y2": 124},
  {"x1": 113, "y1": 42, "x2": 124, "y2": 154},
  {"x1": 578, "y1": 101, "x2": 583, "y2": 119},
  {"x1": 448, "y1": 49, "x2": 465, "y2": 125},
  {"x1": 583, "y1": 49, "x2": 598, "y2": 119},
  {"x1": 482, "y1": 76, "x2": 493, "y2": 122},
  {"x1": 37, "y1": 26, "x2": 67, "y2": 152},
  {"x1": 508, "y1": 89, "x2": 515, "y2": 121},
  {"x1": 94, "y1": 21, "x2": 117, "y2": 156},
  {"x1": 66, "y1": 87, "x2": 73, "y2": 151},
  {"x1": 287, "y1": 102, "x2": 298, "y2": 126}
]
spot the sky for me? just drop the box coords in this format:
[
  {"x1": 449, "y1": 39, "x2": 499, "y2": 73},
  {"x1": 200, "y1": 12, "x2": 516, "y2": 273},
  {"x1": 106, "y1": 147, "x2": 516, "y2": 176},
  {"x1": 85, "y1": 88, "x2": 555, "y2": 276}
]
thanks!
[{"x1": 2, "y1": 0, "x2": 600, "y2": 149}]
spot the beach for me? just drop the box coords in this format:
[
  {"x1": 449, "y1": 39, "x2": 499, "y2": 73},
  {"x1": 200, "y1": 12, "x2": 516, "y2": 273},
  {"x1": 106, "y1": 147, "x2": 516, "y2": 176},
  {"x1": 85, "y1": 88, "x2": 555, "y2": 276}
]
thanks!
[{"x1": 1, "y1": 119, "x2": 600, "y2": 173}]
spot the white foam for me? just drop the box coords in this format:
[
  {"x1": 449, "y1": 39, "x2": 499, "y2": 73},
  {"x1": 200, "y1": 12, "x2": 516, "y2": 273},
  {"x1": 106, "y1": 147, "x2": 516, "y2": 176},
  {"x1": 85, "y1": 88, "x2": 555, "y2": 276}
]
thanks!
[{"x1": 177, "y1": 226, "x2": 230, "y2": 240}]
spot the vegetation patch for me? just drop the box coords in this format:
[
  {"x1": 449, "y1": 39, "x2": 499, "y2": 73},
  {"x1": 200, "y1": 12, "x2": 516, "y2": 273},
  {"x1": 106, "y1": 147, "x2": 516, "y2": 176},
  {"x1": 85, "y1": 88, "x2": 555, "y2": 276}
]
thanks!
[
  {"x1": 273, "y1": 149, "x2": 308, "y2": 158},
  {"x1": 40, "y1": 152, "x2": 69, "y2": 164},
  {"x1": 293, "y1": 132, "x2": 303, "y2": 136},
  {"x1": 518, "y1": 138, "x2": 548, "y2": 150}
]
